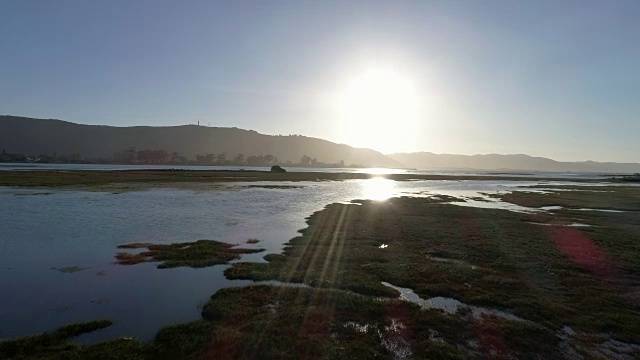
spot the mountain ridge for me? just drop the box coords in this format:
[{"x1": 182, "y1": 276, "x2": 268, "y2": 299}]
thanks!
[
  {"x1": 2, "y1": 115, "x2": 638, "y2": 173},
  {"x1": 388, "y1": 152, "x2": 640, "y2": 173},
  {"x1": 0, "y1": 115, "x2": 402, "y2": 167}
]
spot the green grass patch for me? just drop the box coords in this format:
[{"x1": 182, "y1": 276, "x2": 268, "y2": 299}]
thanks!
[{"x1": 115, "y1": 240, "x2": 264, "y2": 269}]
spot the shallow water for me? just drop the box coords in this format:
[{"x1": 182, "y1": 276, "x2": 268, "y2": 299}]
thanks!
[
  {"x1": 577, "y1": 208, "x2": 625, "y2": 213},
  {"x1": 381, "y1": 282, "x2": 523, "y2": 322},
  {"x1": 0, "y1": 178, "x2": 604, "y2": 341},
  {"x1": 541, "y1": 205, "x2": 627, "y2": 213},
  {"x1": 0, "y1": 162, "x2": 613, "y2": 179}
]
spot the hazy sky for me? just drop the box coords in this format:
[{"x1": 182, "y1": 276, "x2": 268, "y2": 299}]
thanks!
[{"x1": 1, "y1": 1, "x2": 639, "y2": 162}]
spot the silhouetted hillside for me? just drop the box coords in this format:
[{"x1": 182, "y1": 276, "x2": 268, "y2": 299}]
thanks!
[
  {"x1": 5, "y1": 116, "x2": 637, "y2": 172},
  {"x1": 388, "y1": 152, "x2": 640, "y2": 173},
  {"x1": 0, "y1": 116, "x2": 402, "y2": 167}
]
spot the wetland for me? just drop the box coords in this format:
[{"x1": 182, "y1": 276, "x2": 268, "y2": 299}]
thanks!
[{"x1": 1, "y1": 170, "x2": 639, "y2": 359}]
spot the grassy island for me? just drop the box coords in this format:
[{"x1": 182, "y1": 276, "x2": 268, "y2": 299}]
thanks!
[{"x1": 115, "y1": 240, "x2": 264, "y2": 269}]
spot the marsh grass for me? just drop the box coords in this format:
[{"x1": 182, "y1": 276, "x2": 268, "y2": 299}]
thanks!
[
  {"x1": 195, "y1": 285, "x2": 561, "y2": 359},
  {"x1": 0, "y1": 286, "x2": 561, "y2": 359},
  {"x1": 115, "y1": 240, "x2": 264, "y2": 269},
  {"x1": 0, "y1": 320, "x2": 130, "y2": 359},
  {"x1": 226, "y1": 194, "x2": 640, "y2": 348},
  {"x1": 0, "y1": 169, "x2": 601, "y2": 188},
  {"x1": 498, "y1": 184, "x2": 640, "y2": 211}
]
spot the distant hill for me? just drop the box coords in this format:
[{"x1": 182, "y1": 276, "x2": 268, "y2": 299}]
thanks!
[
  {"x1": 0, "y1": 116, "x2": 403, "y2": 167},
  {"x1": 388, "y1": 152, "x2": 640, "y2": 173},
  {"x1": 3, "y1": 116, "x2": 637, "y2": 173}
]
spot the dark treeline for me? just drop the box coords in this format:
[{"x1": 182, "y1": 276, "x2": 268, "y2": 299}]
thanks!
[
  {"x1": 0, "y1": 147, "x2": 356, "y2": 168},
  {"x1": 1, "y1": 149, "x2": 86, "y2": 164}
]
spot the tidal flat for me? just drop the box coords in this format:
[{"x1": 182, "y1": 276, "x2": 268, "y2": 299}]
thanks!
[
  {"x1": 1, "y1": 170, "x2": 639, "y2": 359},
  {"x1": 0, "y1": 169, "x2": 607, "y2": 188}
]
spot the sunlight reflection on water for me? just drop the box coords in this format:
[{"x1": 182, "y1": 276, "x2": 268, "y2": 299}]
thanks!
[{"x1": 361, "y1": 178, "x2": 396, "y2": 201}]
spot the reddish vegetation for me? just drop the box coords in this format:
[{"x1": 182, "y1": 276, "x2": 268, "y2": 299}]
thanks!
[
  {"x1": 460, "y1": 217, "x2": 483, "y2": 243},
  {"x1": 299, "y1": 305, "x2": 334, "y2": 338},
  {"x1": 472, "y1": 316, "x2": 510, "y2": 358},
  {"x1": 548, "y1": 226, "x2": 617, "y2": 278},
  {"x1": 384, "y1": 302, "x2": 415, "y2": 352},
  {"x1": 202, "y1": 299, "x2": 336, "y2": 359},
  {"x1": 202, "y1": 322, "x2": 246, "y2": 360}
]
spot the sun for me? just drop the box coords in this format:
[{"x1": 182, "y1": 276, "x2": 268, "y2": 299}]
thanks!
[{"x1": 335, "y1": 65, "x2": 423, "y2": 153}]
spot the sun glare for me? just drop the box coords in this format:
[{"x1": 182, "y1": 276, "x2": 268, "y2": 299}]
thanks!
[
  {"x1": 361, "y1": 178, "x2": 395, "y2": 201},
  {"x1": 335, "y1": 65, "x2": 423, "y2": 153}
]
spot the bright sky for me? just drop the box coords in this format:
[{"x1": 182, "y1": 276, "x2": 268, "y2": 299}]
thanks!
[{"x1": 1, "y1": 1, "x2": 639, "y2": 162}]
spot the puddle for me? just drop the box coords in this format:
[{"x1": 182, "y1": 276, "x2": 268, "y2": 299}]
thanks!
[
  {"x1": 541, "y1": 206, "x2": 563, "y2": 211},
  {"x1": 381, "y1": 282, "x2": 523, "y2": 322},
  {"x1": 527, "y1": 222, "x2": 594, "y2": 228},
  {"x1": 540, "y1": 205, "x2": 625, "y2": 214},
  {"x1": 443, "y1": 192, "x2": 539, "y2": 213},
  {"x1": 577, "y1": 208, "x2": 625, "y2": 213},
  {"x1": 448, "y1": 199, "x2": 535, "y2": 213},
  {"x1": 536, "y1": 188, "x2": 613, "y2": 193}
]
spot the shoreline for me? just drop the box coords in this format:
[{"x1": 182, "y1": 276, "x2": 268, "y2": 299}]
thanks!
[{"x1": 0, "y1": 169, "x2": 610, "y2": 188}]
